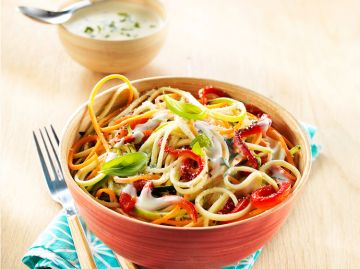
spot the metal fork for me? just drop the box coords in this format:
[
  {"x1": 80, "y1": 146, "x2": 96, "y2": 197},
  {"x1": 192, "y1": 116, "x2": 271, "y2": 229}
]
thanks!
[{"x1": 33, "y1": 126, "x2": 97, "y2": 269}]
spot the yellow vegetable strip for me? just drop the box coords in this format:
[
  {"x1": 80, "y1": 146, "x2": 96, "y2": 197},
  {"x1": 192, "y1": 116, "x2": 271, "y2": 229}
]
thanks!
[
  {"x1": 100, "y1": 110, "x2": 157, "y2": 133},
  {"x1": 113, "y1": 174, "x2": 161, "y2": 184},
  {"x1": 152, "y1": 205, "x2": 181, "y2": 224},
  {"x1": 88, "y1": 74, "x2": 135, "y2": 152}
]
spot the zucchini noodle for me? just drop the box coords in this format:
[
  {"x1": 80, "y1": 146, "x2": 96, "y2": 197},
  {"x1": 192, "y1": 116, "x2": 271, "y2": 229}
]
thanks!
[{"x1": 68, "y1": 75, "x2": 303, "y2": 227}]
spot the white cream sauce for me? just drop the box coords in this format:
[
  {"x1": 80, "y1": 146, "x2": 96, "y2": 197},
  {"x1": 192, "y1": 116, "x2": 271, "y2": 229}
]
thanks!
[
  {"x1": 195, "y1": 121, "x2": 228, "y2": 177},
  {"x1": 64, "y1": 1, "x2": 163, "y2": 40},
  {"x1": 136, "y1": 183, "x2": 178, "y2": 211}
]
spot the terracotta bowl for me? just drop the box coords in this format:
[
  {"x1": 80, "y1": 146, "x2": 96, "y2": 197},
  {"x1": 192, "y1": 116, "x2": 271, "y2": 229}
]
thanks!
[
  {"x1": 60, "y1": 77, "x2": 311, "y2": 269},
  {"x1": 57, "y1": 0, "x2": 167, "y2": 73}
]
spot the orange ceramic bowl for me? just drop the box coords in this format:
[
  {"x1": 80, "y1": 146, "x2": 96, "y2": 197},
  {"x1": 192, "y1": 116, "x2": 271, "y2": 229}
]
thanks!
[{"x1": 60, "y1": 77, "x2": 311, "y2": 269}]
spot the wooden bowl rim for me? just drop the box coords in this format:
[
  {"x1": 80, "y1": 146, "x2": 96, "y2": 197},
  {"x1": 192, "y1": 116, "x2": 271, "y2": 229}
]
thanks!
[
  {"x1": 57, "y1": 0, "x2": 168, "y2": 44},
  {"x1": 60, "y1": 76, "x2": 312, "y2": 231}
]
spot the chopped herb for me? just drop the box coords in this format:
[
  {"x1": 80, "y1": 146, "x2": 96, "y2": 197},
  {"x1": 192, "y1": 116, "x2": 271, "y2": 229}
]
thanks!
[
  {"x1": 117, "y1": 12, "x2": 129, "y2": 17},
  {"x1": 97, "y1": 25, "x2": 102, "y2": 32},
  {"x1": 121, "y1": 27, "x2": 133, "y2": 31},
  {"x1": 190, "y1": 134, "x2": 211, "y2": 148},
  {"x1": 104, "y1": 34, "x2": 110, "y2": 38},
  {"x1": 126, "y1": 33, "x2": 131, "y2": 37},
  {"x1": 118, "y1": 12, "x2": 129, "y2": 22},
  {"x1": 84, "y1": 26, "x2": 94, "y2": 34},
  {"x1": 149, "y1": 24, "x2": 156, "y2": 28},
  {"x1": 109, "y1": 21, "x2": 116, "y2": 28},
  {"x1": 134, "y1": 21, "x2": 141, "y2": 28}
]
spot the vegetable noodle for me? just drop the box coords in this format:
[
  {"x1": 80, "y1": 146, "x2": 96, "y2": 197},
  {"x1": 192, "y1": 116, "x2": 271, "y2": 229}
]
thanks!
[{"x1": 68, "y1": 75, "x2": 302, "y2": 227}]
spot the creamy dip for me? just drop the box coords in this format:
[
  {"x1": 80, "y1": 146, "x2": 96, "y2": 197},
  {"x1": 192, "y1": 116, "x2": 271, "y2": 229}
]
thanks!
[{"x1": 63, "y1": 1, "x2": 163, "y2": 40}]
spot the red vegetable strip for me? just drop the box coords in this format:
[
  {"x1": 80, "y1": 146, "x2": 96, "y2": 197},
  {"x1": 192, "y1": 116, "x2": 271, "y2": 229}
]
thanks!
[
  {"x1": 234, "y1": 133, "x2": 259, "y2": 169},
  {"x1": 161, "y1": 140, "x2": 204, "y2": 180},
  {"x1": 176, "y1": 199, "x2": 198, "y2": 222},
  {"x1": 119, "y1": 192, "x2": 136, "y2": 213},
  {"x1": 251, "y1": 181, "x2": 291, "y2": 209},
  {"x1": 220, "y1": 197, "x2": 251, "y2": 224},
  {"x1": 233, "y1": 114, "x2": 272, "y2": 169},
  {"x1": 198, "y1": 86, "x2": 230, "y2": 104},
  {"x1": 245, "y1": 104, "x2": 265, "y2": 117}
]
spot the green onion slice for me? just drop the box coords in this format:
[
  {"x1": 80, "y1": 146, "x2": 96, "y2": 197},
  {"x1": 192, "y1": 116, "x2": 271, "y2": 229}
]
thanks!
[{"x1": 164, "y1": 96, "x2": 206, "y2": 120}]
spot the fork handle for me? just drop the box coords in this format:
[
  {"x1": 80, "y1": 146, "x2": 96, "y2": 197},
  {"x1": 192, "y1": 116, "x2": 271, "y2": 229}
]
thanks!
[{"x1": 67, "y1": 215, "x2": 97, "y2": 269}]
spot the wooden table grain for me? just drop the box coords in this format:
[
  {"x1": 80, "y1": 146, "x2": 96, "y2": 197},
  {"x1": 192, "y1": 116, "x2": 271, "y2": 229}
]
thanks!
[{"x1": 2, "y1": 0, "x2": 360, "y2": 268}]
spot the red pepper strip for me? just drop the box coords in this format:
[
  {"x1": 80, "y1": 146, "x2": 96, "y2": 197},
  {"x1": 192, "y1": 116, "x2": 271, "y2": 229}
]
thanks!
[
  {"x1": 251, "y1": 181, "x2": 292, "y2": 209},
  {"x1": 166, "y1": 148, "x2": 204, "y2": 180},
  {"x1": 219, "y1": 196, "x2": 249, "y2": 214},
  {"x1": 270, "y1": 166, "x2": 297, "y2": 183},
  {"x1": 233, "y1": 114, "x2": 272, "y2": 169},
  {"x1": 119, "y1": 192, "x2": 136, "y2": 213},
  {"x1": 237, "y1": 114, "x2": 272, "y2": 137},
  {"x1": 233, "y1": 133, "x2": 259, "y2": 169},
  {"x1": 175, "y1": 198, "x2": 198, "y2": 222},
  {"x1": 181, "y1": 158, "x2": 201, "y2": 181},
  {"x1": 220, "y1": 197, "x2": 250, "y2": 224},
  {"x1": 245, "y1": 104, "x2": 265, "y2": 117},
  {"x1": 198, "y1": 86, "x2": 230, "y2": 105}
]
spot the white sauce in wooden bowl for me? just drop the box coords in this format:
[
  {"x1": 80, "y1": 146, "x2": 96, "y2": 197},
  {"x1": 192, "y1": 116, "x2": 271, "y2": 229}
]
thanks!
[{"x1": 64, "y1": 1, "x2": 163, "y2": 40}]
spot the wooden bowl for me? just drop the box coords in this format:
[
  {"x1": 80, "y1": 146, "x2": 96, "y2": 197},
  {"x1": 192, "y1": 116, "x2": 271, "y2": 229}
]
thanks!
[
  {"x1": 60, "y1": 77, "x2": 312, "y2": 269},
  {"x1": 57, "y1": 0, "x2": 167, "y2": 73}
]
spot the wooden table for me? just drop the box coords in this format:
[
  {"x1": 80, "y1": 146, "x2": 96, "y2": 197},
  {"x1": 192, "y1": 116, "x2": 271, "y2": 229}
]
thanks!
[{"x1": 2, "y1": 0, "x2": 360, "y2": 268}]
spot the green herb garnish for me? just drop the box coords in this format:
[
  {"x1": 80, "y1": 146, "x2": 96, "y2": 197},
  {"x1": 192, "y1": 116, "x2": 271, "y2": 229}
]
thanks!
[
  {"x1": 191, "y1": 134, "x2": 211, "y2": 156},
  {"x1": 84, "y1": 26, "x2": 94, "y2": 33},
  {"x1": 118, "y1": 12, "x2": 129, "y2": 22},
  {"x1": 117, "y1": 12, "x2": 129, "y2": 17},
  {"x1": 101, "y1": 152, "x2": 148, "y2": 177},
  {"x1": 97, "y1": 25, "x2": 102, "y2": 32},
  {"x1": 109, "y1": 21, "x2": 116, "y2": 28},
  {"x1": 191, "y1": 134, "x2": 211, "y2": 148},
  {"x1": 134, "y1": 22, "x2": 141, "y2": 28}
]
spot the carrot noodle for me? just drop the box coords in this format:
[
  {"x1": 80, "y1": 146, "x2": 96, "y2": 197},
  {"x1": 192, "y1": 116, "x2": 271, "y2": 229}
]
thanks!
[
  {"x1": 267, "y1": 127, "x2": 294, "y2": 165},
  {"x1": 95, "y1": 188, "x2": 117, "y2": 203},
  {"x1": 152, "y1": 206, "x2": 180, "y2": 224}
]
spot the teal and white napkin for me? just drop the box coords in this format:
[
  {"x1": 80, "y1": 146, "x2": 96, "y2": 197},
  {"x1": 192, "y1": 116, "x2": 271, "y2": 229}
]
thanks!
[{"x1": 22, "y1": 124, "x2": 319, "y2": 269}]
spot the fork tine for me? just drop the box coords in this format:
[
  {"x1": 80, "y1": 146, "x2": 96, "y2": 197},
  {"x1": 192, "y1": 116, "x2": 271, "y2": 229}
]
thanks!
[
  {"x1": 45, "y1": 126, "x2": 64, "y2": 180},
  {"x1": 51, "y1": 124, "x2": 60, "y2": 145},
  {"x1": 33, "y1": 131, "x2": 55, "y2": 194},
  {"x1": 39, "y1": 128, "x2": 58, "y2": 180}
]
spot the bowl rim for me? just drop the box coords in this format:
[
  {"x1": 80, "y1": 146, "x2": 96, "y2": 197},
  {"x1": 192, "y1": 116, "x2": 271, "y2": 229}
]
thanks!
[
  {"x1": 60, "y1": 76, "x2": 312, "y2": 231},
  {"x1": 57, "y1": 0, "x2": 168, "y2": 43}
]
